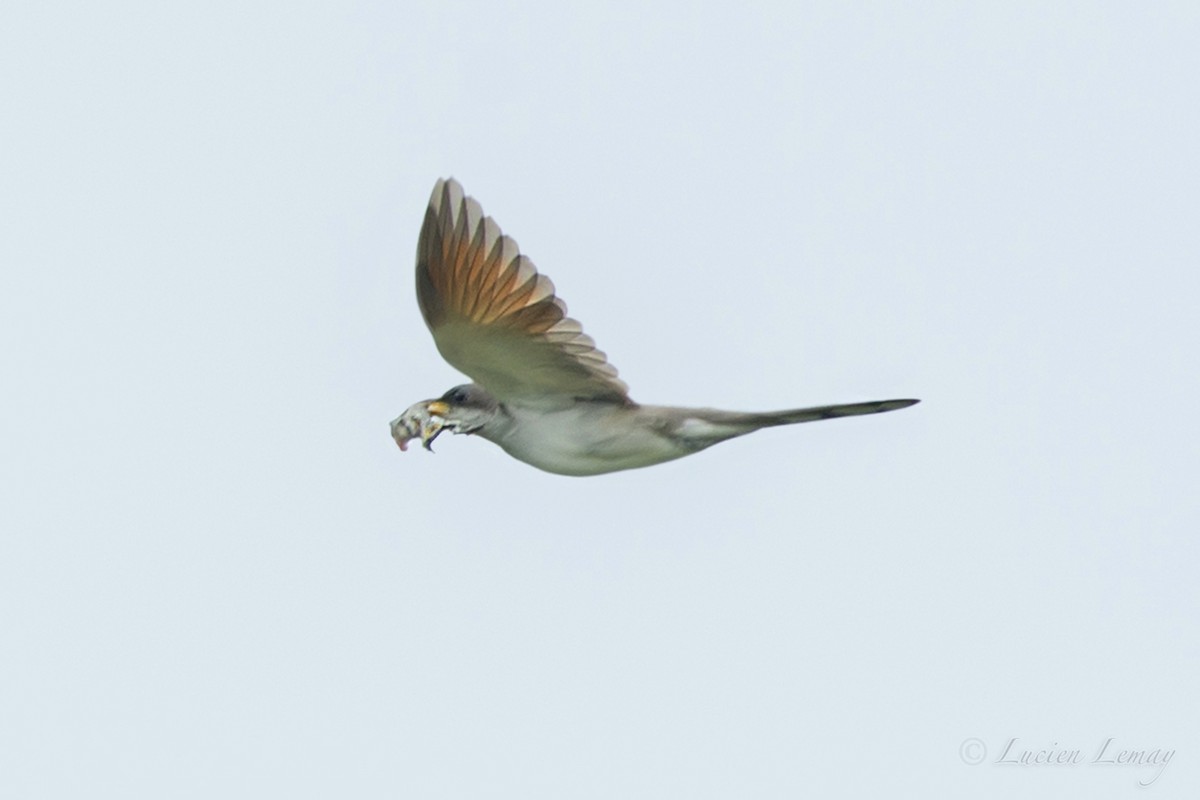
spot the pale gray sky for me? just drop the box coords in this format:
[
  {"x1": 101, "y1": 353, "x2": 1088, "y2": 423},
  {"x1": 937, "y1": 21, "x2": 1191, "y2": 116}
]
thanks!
[{"x1": 2, "y1": 2, "x2": 1198, "y2": 798}]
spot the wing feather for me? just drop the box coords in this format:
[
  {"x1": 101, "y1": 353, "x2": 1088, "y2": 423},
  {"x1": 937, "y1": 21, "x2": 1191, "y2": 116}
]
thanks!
[{"x1": 415, "y1": 178, "x2": 630, "y2": 404}]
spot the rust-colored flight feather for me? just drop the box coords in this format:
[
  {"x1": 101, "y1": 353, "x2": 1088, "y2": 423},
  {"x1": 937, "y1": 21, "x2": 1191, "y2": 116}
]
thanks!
[{"x1": 415, "y1": 178, "x2": 629, "y2": 405}]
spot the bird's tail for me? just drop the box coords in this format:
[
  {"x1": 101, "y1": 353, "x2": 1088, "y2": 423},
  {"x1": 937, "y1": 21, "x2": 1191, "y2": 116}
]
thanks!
[
  {"x1": 739, "y1": 398, "x2": 919, "y2": 427},
  {"x1": 670, "y1": 398, "x2": 919, "y2": 449}
]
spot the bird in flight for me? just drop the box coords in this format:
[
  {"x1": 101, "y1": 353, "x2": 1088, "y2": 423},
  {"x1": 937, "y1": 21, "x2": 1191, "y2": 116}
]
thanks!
[{"x1": 391, "y1": 178, "x2": 918, "y2": 476}]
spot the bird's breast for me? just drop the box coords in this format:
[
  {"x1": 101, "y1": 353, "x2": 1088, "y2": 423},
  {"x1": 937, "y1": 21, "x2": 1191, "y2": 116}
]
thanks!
[{"x1": 483, "y1": 403, "x2": 690, "y2": 476}]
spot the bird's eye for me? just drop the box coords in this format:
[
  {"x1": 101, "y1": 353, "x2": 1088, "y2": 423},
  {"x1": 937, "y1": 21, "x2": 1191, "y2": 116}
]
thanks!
[{"x1": 451, "y1": 389, "x2": 467, "y2": 403}]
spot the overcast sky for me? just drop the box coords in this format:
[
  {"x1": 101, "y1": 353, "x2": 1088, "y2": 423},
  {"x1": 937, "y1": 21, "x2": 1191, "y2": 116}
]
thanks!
[{"x1": 3, "y1": 2, "x2": 1198, "y2": 798}]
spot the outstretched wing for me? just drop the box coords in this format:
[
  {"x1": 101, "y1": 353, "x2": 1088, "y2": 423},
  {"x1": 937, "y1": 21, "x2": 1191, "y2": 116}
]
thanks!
[{"x1": 415, "y1": 178, "x2": 630, "y2": 405}]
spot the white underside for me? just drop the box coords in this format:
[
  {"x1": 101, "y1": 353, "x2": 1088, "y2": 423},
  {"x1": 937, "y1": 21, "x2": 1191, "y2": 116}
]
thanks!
[{"x1": 479, "y1": 403, "x2": 700, "y2": 476}]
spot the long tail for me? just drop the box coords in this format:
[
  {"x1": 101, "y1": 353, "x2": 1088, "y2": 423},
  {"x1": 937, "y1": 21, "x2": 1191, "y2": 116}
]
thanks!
[
  {"x1": 740, "y1": 398, "x2": 919, "y2": 427},
  {"x1": 668, "y1": 398, "x2": 919, "y2": 449}
]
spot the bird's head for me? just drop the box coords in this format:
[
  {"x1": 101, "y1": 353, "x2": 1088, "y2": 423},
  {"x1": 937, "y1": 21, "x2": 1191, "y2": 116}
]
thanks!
[{"x1": 390, "y1": 383, "x2": 499, "y2": 451}]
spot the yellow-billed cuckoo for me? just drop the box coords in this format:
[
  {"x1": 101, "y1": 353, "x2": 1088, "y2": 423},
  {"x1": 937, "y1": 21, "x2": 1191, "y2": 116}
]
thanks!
[{"x1": 391, "y1": 178, "x2": 918, "y2": 476}]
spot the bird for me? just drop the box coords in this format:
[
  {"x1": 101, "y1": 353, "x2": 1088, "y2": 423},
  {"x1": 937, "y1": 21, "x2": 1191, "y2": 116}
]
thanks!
[{"x1": 391, "y1": 178, "x2": 918, "y2": 476}]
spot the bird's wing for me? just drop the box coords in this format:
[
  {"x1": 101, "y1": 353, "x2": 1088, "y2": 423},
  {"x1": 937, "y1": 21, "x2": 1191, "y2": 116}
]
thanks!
[{"x1": 415, "y1": 178, "x2": 630, "y2": 405}]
